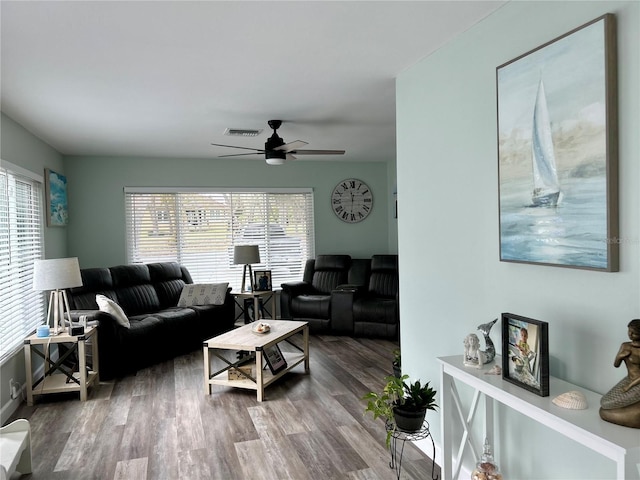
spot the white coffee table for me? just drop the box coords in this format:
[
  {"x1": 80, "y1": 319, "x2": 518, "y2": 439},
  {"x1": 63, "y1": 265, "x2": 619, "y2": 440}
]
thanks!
[{"x1": 203, "y1": 320, "x2": 309, "y2": 401}]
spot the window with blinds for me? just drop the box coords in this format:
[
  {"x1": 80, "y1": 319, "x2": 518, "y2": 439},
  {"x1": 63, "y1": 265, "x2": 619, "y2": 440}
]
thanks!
[
  {"x1": 0, "y1": 161, "x2": 45, "y2": 363},
  {"x1": 124, "y1": 188, "x2": 315, "y2": 291}
]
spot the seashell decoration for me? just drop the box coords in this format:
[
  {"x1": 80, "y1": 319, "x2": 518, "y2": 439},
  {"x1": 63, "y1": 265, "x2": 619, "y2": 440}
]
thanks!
[{"x1": 552, "y1": 390, "x2": 588, "y2": 410}]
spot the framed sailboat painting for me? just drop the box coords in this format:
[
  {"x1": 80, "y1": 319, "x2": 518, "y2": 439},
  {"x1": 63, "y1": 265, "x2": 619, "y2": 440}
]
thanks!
[{"x1": 497, "y1": 14, "x2": 618, "y2": 271}]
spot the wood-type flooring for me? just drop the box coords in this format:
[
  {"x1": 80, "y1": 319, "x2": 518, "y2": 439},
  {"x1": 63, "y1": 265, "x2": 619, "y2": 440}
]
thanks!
[{"x1": 9, "y1": 334, "x2": 440, "y2": 480}]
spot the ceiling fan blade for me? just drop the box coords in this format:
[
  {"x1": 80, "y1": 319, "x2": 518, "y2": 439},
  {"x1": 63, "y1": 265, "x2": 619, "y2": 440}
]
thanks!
[
  {"x1": 290, "y1": 149, "x2": 346, "y2": 155},
  {"x1": 211, "y1": 143, "x2": 265, "y2": 152},
  {"x1": 218, "y1": 152, "x2": 262, "y2": 158},
  {"x1": 274, "y1": 140, "x2": 308, "y2": 152},
  {"x1": 286, "y1": 154, "x2": 297, "y2": 161}
]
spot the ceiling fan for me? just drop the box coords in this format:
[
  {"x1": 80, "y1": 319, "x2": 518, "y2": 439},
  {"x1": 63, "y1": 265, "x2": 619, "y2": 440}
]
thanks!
[{"x1": 211, "y1": 120, "x2": 345, "y2": 165}]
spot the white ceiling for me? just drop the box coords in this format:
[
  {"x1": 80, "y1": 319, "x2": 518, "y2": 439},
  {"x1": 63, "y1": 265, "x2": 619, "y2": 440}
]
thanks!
[{"x1": 1, "y1": 1, "x2": 504, "y2": 163}]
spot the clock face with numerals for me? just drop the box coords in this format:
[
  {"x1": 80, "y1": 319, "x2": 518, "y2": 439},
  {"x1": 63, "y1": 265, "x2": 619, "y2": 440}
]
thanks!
[{"x1": 331, "y1": 178, "x2": 373, "y2": 223}]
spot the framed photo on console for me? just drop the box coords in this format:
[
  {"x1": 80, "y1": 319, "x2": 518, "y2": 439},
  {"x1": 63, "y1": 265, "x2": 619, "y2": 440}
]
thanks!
[
  {"x1": 253, "y1": 270, "x2": 272, "y2": 291},
  {"x1": 263, "y1": 343, "x2": 287, "y2": 374},
  {"x1": 501, "y1": 312, "x2": 549, "y2": 397}
]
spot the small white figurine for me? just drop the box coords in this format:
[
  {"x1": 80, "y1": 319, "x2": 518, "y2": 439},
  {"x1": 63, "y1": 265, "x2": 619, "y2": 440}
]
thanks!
[{"x1": 464, "y1": 333, "x2": 487, "y2": 368}]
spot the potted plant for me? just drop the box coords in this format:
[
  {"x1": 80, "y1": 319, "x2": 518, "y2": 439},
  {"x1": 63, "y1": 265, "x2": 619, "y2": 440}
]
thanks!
[
  {"x1": 392, "y1": 348, "x2": 401, "y2": 378},
  {"x1": 363, "y1": 374, "x2": 438, "y2": 446}
]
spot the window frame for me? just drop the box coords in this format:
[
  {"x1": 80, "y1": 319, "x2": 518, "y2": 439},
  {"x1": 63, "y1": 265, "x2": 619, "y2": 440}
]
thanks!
[
  {"x1": 124, "y1": 187, "x2": 315, "y2": 291},
  {"x1": 0, "y1": 160, "x2": 45, "y2": 364}
]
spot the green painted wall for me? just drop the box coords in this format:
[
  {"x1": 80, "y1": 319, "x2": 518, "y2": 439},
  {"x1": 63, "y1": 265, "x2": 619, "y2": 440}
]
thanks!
[
  {"x1": 397, "y1": 1, "x2": 639, "y2": 478},
  {"x1": 0, "y1": 113, "x2": 67, "y2": 260},
  {"x1": 0, "y1": 113, "x2": 66, "y2": 422},
  {"x1": 63, "y1": 155, "x2": 396, "y2": 268}
]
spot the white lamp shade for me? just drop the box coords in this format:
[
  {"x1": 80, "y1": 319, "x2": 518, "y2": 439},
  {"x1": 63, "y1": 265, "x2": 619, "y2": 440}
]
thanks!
[
  {"x1": 33, "y1": 257, "x2": 83, "y2": 291},
  {"x1": 233, "y1": 245, "x2": 260, "y2": 265}
]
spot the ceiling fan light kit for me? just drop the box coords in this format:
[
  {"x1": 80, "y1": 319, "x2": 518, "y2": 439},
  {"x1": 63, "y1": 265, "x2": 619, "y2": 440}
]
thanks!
[
  {"x1": 266, "y1": 156, "x2": 286, "y2": 166},
  {"x1": 211, "y1": 120, "x2": 345, "y2": 165}
]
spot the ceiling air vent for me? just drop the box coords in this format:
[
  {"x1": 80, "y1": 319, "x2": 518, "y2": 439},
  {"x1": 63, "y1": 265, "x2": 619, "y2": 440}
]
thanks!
[{"x1": 223, "y1": 128, "x2": 263, "y2": 137}]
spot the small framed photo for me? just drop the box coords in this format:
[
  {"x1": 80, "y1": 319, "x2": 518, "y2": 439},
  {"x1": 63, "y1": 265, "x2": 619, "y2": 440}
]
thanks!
[
  {"x1": 253, "y1": 270, "x2": 272, "y2": 291},
  {"x1": 263, "y1": 343, "x2": 287, "y2": 375},
  {"x1": 501, "y1": 312, "x2": 549, "y2": 397}
]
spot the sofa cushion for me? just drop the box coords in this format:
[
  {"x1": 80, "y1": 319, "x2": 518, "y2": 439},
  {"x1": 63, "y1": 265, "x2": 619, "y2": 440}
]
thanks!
[
  {"x1": 291, "y1": 294, "x2": 331, "y2": 319},
  {"x1": 310, "y1": 255, "x2": 351, "y2": 293},
  {"x1": 148, "y1": 262, "x2": 187, "y2": 308},
  {"x1": 312, "y1": 271, "x2": 348, "y2": 293},
  {"x1": 109, "y1": 264, "x2": 161, "y2": 314},
  {"x1": 368, "y1": 255, "x2": 398, "y2": 298},
  {"x1": 353, "y1": 297, "x2": 397, "y2": 324},
  {"x1": 110, "y1": 264, "x2": 151, "y2": 287},
  {"x1": 178, "y1": 283, "x2": 228, "y2": 306},
  {"x1": 96, "y1": 294, "x2": 130, "y2": 328},
  {"x1": 68, "y1": 268, "x2": 115, "y2": 310},
  {"x1": 368, "y1": 272, "x2": 398, "y2": 298},
  {"x1": 116, "y1": 284, "x2": 161, "y2": 315},
  {"x1": 314, "y1": 255, "x2": 350, "y2": 270}
]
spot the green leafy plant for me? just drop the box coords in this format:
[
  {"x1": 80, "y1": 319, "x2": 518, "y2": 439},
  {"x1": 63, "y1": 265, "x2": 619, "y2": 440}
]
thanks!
[
  {"x1": 392, "y1": 349, "x2": 401, "y2": 368},
  {"x1": 392, "y1": 349, "x2": 402, "y2": 377},
  {"x1": 400, "y1": 378, "x2": 438, "y2": 411},
  {"x1": 363, "y1": 374, "x2": 438, "y2": 446},
  {"x1": 363, "y1": 374, "x2": 405, "y2": 423}
]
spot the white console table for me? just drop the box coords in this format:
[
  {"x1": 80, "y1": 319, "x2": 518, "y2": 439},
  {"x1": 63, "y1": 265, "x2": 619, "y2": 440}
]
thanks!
[{"x1": 438, "y1": 355, "x2": 640, "y2": 480}]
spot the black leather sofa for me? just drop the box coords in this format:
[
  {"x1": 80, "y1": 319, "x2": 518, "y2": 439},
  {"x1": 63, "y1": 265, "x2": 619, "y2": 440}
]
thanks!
[
  {"x1": 280, "y1": 254, "x2": 398, "y2": 338},
  {"x1": 67, "y1": 262, "x2": 234, "y2": 379}
]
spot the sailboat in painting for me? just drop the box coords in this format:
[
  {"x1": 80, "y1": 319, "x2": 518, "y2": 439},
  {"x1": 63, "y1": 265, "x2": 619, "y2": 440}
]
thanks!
[{"x1": 531, "y1": 78, "x2": 561, "y2": 207}]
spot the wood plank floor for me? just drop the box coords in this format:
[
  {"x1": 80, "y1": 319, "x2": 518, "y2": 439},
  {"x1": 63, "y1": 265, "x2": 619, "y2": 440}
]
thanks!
[{"x1": 9, "y1": 334, "x2": 440, "y2": 480}]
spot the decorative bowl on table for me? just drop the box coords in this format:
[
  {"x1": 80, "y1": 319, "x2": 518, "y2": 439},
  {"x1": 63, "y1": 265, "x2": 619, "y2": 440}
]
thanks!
[{"x1": 252, "y1": 322, "x2": 271, "y2": 334}]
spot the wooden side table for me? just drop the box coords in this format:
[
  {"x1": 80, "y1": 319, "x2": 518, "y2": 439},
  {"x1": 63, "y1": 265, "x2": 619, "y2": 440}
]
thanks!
[
  {"x1": 232, "y1": 290, "x2": 278, "y2": 323},
  {"x1": 24, "y1": 326, "x2": 99, "y2": 406}
]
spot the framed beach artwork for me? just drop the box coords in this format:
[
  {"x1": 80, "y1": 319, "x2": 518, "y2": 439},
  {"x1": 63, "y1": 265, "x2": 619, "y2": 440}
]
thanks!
[
  {"x1": 45, "y1": 168, "x2": 69, "y2": 227},
  {"x1": 501, "y1": 312, "x2": 549, "y2": 397},
  {"x1": 497, "y1": 14, "x2": 618, "y2": 271}
]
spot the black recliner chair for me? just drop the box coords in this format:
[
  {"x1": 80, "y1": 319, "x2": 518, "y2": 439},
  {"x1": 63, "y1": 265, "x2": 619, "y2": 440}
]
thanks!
[
  {"x1": 351, "y1": 254, "x2": 399, "y2": 338},
  {"x1": 280, "y1": 255, "x2": 352, "y2": 332}
]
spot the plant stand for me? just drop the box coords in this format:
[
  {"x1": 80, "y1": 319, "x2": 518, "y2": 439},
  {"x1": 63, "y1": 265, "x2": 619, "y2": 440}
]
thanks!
[{"x1": 386, "y1": 420, "x2": 438, "y2": 480}]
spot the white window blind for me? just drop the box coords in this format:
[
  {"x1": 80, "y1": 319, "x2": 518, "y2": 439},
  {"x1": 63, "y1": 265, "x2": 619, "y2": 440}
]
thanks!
[
  {"x1": 124, "y1": 188, "x2": 314, "y2": 291},
  {"x1": 0, "y1": 161, "x2": 45, "y2": 363}
]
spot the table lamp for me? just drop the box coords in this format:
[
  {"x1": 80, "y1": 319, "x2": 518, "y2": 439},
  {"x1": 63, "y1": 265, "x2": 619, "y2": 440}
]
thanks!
[
  {"x1": 233, "y1": 245, "x2": 260, "y2": 293},
  {"x1": 33, "y1": 257, "x2": 83, "y2": 335}
]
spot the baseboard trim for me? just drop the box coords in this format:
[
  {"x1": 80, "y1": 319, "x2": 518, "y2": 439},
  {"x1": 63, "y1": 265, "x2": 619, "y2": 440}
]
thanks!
[{"x1": 1, "y1": 384, "x2": 25, "y2": 425}]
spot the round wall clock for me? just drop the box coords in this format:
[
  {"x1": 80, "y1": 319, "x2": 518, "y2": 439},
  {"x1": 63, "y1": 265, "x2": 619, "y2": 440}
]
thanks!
[{"x1": 331, "y1": 178, "x2": 373, "y2": 223}]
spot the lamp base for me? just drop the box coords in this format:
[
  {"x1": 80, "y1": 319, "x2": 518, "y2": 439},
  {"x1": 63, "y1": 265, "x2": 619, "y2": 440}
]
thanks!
[
  {"x1": 47, "y1": 289, "x2": 71, "y2": 335},
  {"x1": 241, "y1": 264, "x2": 254, "y2": 293}
]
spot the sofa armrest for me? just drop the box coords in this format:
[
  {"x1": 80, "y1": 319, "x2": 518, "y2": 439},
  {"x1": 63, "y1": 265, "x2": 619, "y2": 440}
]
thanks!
[
  {"x1": 67, "y1": 309, "x2": 101, "y2": 322},
  {"x1": 279, "y1": 281, "x2": 314, "y2": 319},
  {"x1": 69, "y1": 309, "x2": 128, "y2": 337},
  {"x1": 335, "y1": 284, "x2": 365, "y2": 294},
  {"x1": 330, "y1": 288, "x2": 355, "y2": 335},
  {"x1": 280, "y1": 281, "x2": 313, "y2": 296}
]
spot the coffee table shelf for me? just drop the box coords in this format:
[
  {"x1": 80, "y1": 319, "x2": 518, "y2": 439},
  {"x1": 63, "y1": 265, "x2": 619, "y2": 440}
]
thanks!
[
  {"x1": 203, "y1": 320, "x2": 309, "y2": 401},
  {"x1": 208, "y1": 351, "x2": 306, "y2": 390}
]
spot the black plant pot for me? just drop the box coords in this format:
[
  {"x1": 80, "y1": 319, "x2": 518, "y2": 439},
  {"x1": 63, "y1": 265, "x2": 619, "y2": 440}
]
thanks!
[{"x1": 393, "y1": 406, "x2": 426, "y2": 432}]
